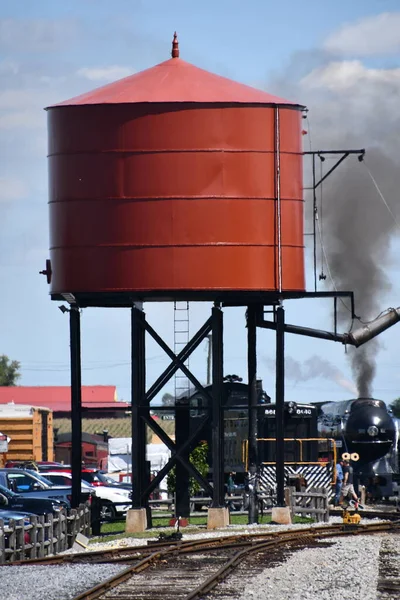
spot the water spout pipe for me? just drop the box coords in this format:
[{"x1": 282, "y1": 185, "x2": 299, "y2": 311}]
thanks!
[
  {"x1": 346, "y1": 307, "x2": 400, "y2": 347},
  {"x1": 258, "y1": 307, "x2": 400, "y2": 348}
]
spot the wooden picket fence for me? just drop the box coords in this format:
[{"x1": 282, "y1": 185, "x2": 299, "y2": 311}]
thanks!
[
  {"x1": 285, "y1": 486, "x2": 330, "y2": 523},
  {"x1": 0, "y1": 504, "x2": 91, "y2": 563}
]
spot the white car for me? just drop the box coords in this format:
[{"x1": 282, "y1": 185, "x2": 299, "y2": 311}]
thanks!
[{"x1": 43, "y1": 472, "x2": 131, "y2": 520}]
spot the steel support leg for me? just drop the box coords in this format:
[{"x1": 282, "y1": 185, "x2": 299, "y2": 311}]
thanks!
[
  {"x1": 131, "y1": 305, "x2": 150, "y2": 523},
  {"x1": 70, "y1": 306, "x2": 82, "y2": 509},
  {"x1": 175, "y1": 399, "x2": 190, "y2": 518},
  {"x1": 275, "y1": 304, "x2": 285, "y2": 506},
  {"x1": 211, "y1": 306, "x2": 224, "y2": 508},
  {"x1": 247, "y1": 305, "x2": 258, "y2": 524}
]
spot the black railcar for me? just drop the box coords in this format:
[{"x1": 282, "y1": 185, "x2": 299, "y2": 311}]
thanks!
[
  {"x1": 259, "y1": 402, "x2": 318, "y2": 465},
  {"x1": 188, "y1": 380, "x2": 320, "y2": 476}
]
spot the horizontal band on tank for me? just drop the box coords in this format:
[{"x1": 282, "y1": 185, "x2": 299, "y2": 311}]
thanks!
[
  {"x1": 50, "y1": 289, "x2": 310, "y2": 306},
  {"x1": 49, "y1": 242, "x2": 305, "y2": 250},
  {"x1": 47, "y1": 149, "x2": 304, "y2": 157},
  {"x1": 48, "y1": 196, "x2": 305, "y2": 204}
]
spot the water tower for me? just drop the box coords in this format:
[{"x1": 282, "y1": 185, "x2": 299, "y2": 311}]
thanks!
[{"x1": 43, "y1": 34, "x2": 372, "y2": 525}]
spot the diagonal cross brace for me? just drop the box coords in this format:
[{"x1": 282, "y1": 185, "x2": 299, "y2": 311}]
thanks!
[
  {"x1": 140, "y1": 414, "x2": 213, "y2": 500},
  {"x1": 145, "y1": 319, "x2": 213, "y2": 404},
  {"x1": 142, "y1": 413, "x2": 177, "y2": 452},
  {"x1": 134, "y1": 313, "x2": 216, "y2": 502}
]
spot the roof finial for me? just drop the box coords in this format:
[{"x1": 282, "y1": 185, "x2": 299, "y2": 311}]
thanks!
[{"x1": 171, "y1": 31, "x2": 179, "y2": 58}]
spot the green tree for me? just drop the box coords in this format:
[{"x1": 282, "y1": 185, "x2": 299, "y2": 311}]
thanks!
[
  {"x1": 167, "y1": 441, "x2": 209, "y2": 496},
  {"x1": 0, "y1": 355, "x2": 21, "y2": 386},
  {"x1": 389, "y1": 398, "x2": 400, "y2": 419}
]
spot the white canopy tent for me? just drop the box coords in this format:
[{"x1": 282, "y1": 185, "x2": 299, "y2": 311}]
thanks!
[{"x1": 107, "y1": 438, "x2": 171, "y2": 474}]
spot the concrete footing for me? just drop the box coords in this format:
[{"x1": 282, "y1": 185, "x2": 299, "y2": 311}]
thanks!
[
  {"x1": 125, "y1": 508, "x2": 147, "y2": 533},
  {"x1": 207, "y1": 507, "x2": 230, "y2": 530},
  {"x1": 271, "y1": 506, "x2": 292, "y2": 525}
]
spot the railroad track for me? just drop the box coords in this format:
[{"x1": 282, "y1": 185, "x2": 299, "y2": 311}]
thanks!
[
  {"x1": 67, "y1": 521, "x2": 400, "y2": 600},
  {"x1": 9, "y1": 511, "x2": 400, "y2": 568},
  {"x1": 8, "y1": 530, "x2": 328, "y2": 566}
]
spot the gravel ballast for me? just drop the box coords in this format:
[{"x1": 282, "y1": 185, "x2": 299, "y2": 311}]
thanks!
[
  {"x1": 0, "y1": 518, "x2": 397, "y2": 600},
  {"x1": 0, "y1": 563, "x2": 127, "y2": 600},
  {"x1": 239, "y1": 535, "x2": 383, "y2": 600}
]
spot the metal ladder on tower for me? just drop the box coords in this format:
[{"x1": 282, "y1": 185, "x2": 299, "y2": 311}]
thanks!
[{"x1": 174, "y1": 301, "x2": 190, "y2": 400}]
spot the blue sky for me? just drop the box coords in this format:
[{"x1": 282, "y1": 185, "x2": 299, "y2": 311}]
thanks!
[{"x1": 1, "y1": 1, "x2": 400, "y2": 406}]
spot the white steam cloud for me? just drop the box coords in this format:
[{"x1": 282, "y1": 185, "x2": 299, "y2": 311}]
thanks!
[{"x1": 269, "y1": 14, "x2": 400, "y2": 397}]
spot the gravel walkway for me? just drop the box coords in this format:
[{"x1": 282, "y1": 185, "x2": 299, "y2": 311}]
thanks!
[{"x1": 0, "y1": 517, "x2": 397, "y2": 600}]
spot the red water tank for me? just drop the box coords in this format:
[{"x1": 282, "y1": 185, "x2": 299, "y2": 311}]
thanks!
[{"x1": 46, "y1": 34, "x2": 305, "y2": 301}]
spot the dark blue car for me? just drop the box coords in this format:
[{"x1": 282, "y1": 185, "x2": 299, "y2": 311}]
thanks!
[{"x1": 0, "y1": 483, "x2": 68, "y2": 515}]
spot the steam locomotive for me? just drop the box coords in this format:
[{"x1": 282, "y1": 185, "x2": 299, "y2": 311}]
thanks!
[{"x1": 315, "y1": 397, "x2": 396, "y2": 466}]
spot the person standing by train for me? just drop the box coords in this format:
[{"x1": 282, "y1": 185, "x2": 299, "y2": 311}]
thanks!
[
  {"x1": 227, "y1": 472, "x2": 236, "y2": 510},
  {"x1": 341, "y1": 460, "x2": 361, "y2": 508},
  {"x1": 334, "y1": 459, "x2": 344, "y2": 507}
]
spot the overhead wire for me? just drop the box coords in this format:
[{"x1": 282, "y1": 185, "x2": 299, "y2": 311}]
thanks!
[
  {"x1": 362, "y1": 159, "x2": 400, "y2": 233},
  {"x1": 21, "y1": 355, "x2": 166, "y2": 372}
]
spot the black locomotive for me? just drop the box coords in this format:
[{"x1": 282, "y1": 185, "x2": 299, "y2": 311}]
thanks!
[
  {"x1": 188, "y1": 378, "x2": 320, "y2": 476},
  {"x1": 315, "y1": 398, "x2": 396, "y2": 466}
]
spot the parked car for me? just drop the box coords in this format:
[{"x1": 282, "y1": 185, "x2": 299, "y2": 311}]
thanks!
[
  {"x1": 0, "y1": 469, "x2": 92, "y2": 507},
  {"x1": 36, "y1": 462, "x2": 72, "y2": 473},
  {"x1": 5, "y1": 461, "x2": 69, "y2": 471},
  {"x1": 81, "y1": 469, "x2": 132, "y2": 491},
  {"x1": 0, "y1": 509, "x2": 36, "y2": 523},
  {"x1": 0, "y1": 483, "x2": 68, "y2": 515},
  {"x1": 0, "y1": 509, "x2": 38, "y2": 546},
  {"x1": 43, "y1": 472, "x2": 131, "y2": 521}
]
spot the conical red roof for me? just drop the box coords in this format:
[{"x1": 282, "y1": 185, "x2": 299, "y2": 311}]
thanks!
[{"x1": 51, "y1": 34, "x2": 301, "y2": 108}]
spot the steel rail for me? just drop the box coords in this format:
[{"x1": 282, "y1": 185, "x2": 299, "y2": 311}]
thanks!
[
  {"x1": 7, "y1": 526, "x2": 340, "y2": 566},
  {"x1": 8, "y1": 519, "x2": 398, "y2": 567}
]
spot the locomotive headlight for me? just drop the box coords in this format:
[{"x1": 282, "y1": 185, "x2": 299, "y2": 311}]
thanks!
[{"x1": 367, "y1": 425, "x2": 379, "y2": 437}]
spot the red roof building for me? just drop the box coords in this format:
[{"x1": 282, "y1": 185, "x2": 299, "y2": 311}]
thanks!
[{"x1": 0, "y1": 386, "x2": 130, "y2": 417}]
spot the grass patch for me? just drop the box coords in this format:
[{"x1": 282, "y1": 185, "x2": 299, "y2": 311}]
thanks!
[{"x1": 90, "y1": 513, "x2": 313, "y2": 545}]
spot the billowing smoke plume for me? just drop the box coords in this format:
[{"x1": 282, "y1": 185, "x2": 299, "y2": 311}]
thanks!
[
  {"x1": 270, "y1": 54, "x2": 400, "y2": 396},
  {"x1": 266, "y1": 355, "x2": 357, "y2": 395},
  {"x1": 321, "y1": 151, "x2": 395, "y2": 396}
]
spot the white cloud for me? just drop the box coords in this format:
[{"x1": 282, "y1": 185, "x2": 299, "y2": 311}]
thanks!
[
  {"x1": 0, "y1": 59, "x2": 19, "y2": 74},
  {"x1": 324, "y1": 12, "x2": 400, "y2": 56},
  {"x1": 300, "y1": 60, "x2": 400, "y2": 92},
  {"x1": 0, "y1": 88, "x2": 56, "y2": 130},
  {"x1": 297, "y1": 60, "x2": 400, "y2": 155},
  {"x1": 0, "y1": 110, "x2": 44, "y2": 130},
  {"x1": 0, "y1": 19, "x2": 78, "y2": 52},
  {"x1": 0, "y1": 88, "x2": 51, "y2": 110},
  {"x1": 0, "y1": 177, "x2": 28, "y2": 202},
  {"x1": 0, "y1": 85, "x2": 71, "y2": 130},
  {"x1": 77, "y1": 65, "x2": 133, "y2": 82}
]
